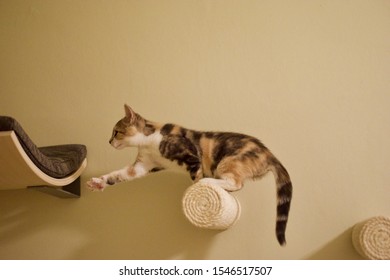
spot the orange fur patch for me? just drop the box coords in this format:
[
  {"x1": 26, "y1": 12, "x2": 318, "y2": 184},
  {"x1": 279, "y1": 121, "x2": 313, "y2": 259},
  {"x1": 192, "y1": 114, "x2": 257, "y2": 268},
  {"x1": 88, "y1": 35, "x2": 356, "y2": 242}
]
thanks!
[{"x1": 199, "y1": 137, "x2": 215, "y2": 177}]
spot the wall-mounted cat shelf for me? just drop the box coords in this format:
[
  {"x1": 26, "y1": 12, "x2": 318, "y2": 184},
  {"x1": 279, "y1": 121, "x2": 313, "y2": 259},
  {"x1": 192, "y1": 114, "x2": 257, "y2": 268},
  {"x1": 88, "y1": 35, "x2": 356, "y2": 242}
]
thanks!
[
  {"x1": 352, "y1": 216, "x2": 390, "y2": 260},
  {"x1": 182, "y1": 180, "x2": 241, "y2": 230},
  {"x1": 0, "y1": 116, "x2": 87, "y2": 198}
]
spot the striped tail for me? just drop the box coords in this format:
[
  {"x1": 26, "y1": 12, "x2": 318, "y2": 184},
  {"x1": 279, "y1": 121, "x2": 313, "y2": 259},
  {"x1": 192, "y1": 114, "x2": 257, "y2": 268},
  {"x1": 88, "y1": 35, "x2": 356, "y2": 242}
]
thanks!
[{"x1": 270, "y1": 158, "x2": 292, "y2": 246}]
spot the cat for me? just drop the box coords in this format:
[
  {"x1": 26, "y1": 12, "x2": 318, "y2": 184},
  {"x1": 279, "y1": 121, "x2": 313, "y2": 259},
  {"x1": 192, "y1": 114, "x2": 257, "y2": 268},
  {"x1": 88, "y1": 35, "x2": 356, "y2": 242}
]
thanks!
[{"x1": 87, "y1": 104, "x2": 292, "y2": 246}]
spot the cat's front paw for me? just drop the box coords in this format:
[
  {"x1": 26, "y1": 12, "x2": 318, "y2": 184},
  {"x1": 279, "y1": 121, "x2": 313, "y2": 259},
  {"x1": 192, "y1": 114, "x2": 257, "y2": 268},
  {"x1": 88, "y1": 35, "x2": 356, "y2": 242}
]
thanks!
[{"x1": 86, "y1": 177, "x2": 107, "y2": 192}]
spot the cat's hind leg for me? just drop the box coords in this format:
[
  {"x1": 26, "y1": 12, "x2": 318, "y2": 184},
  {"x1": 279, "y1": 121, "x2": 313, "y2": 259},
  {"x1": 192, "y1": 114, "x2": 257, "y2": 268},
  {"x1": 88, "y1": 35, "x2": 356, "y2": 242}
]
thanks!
[
  {"x1": 197, "y1": 176, "x2": 242, "y2": 192},
  {"x1": 202, "y1": 157, "x2": 246, "y2": 192}
]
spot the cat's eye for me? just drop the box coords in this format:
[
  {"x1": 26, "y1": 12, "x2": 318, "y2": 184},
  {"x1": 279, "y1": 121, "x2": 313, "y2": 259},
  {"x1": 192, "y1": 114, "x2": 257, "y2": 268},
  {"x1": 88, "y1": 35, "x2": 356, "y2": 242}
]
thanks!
[{"x1": 113, "y1": 130, "x2": 119, "y2": 137}]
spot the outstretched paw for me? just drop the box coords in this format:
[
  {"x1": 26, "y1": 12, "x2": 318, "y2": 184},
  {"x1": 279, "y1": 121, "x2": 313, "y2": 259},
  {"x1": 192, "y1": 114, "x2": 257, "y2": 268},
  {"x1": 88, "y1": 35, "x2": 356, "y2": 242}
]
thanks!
[{"x1": 86, "y1": 177, "x2": 107, "y2": 192}]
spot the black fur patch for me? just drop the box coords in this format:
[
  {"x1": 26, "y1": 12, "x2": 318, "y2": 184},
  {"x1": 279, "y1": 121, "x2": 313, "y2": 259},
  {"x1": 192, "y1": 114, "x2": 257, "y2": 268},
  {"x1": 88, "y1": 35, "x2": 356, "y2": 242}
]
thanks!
[
  {"x1": 277, "y1": 182, "x2": 293, "y2": 199},
  {"x1": 241, "y1": 148, "x2": 261, "y2": 160},
  {"x1": 179, "y1": 127, "x2": 187, "y2": 137},
  {"x1": 160, "y1": 123, "x2": 174, "y2": 135},
  {"x1": 159, "y1": 135, "x2": 201, "y2": 179},
  {"x1": 190, "y1": 131, "x2": 203, "y2": 146},
  {"x1": 150, "y1": 167, "x2": 164, "y2": 173},
  {"x1": 276, "y1": 221, "x2": 287, "y2": 245},
  {"x1": 210, "y1": 133, "x2": 249, "y2": 172},
  {"x1": 106, "y1": 178, "x2": 115, "y2": 185},
  {"x1": 143, "y1": 122, "x2": 156, "y2": 136},
  {"x1": 277, "y1": 202, "x2": 290, "y2": 217}
]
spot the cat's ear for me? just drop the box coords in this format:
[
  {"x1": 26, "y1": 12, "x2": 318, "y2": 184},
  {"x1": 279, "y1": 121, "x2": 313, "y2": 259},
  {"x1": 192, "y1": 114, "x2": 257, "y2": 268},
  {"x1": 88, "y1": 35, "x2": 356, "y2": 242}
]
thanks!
[{"x1": 124, "y1": 104, "x2": 136, "y2": 123}]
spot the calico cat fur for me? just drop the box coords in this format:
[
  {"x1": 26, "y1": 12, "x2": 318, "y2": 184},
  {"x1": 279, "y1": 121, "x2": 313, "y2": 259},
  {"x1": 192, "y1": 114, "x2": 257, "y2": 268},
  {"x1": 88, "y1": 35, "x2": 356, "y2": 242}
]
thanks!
[{"x1": 87, "y1": 104, "x2": 292, "y2": 246}]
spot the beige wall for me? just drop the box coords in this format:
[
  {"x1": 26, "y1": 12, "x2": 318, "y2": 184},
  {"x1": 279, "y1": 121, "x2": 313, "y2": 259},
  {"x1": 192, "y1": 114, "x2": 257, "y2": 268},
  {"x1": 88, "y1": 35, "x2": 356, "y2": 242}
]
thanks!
[{"x1": 1, "y1": 0, "x2": 389, "y2": 259}]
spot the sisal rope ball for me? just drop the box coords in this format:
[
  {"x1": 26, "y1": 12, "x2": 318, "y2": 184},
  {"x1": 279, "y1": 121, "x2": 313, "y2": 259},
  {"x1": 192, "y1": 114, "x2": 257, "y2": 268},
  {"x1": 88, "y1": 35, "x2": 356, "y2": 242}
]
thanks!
[
  {"x1": 182, "y1": 181, "x2": 241, "y2": 230},
  {"x1": 352, "y1": 216, "x2": 390, "y2": 260}
]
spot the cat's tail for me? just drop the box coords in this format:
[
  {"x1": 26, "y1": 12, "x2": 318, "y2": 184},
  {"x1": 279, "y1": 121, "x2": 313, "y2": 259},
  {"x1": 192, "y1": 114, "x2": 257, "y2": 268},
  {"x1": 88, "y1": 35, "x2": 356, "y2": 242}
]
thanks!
[{"x1": 269, "y1": 156, "x2": 292, "y2": 246}]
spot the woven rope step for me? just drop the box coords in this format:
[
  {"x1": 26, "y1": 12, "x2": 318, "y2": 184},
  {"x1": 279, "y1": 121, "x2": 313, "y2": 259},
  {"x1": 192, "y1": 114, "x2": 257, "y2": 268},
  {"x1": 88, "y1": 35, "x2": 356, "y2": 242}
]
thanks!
[
  {"x1": 182, "y1": 181, "x2": 241, "y2": 230},
  {"x1": 352, "y1": 216, "x2": 390, "y2": 260}
]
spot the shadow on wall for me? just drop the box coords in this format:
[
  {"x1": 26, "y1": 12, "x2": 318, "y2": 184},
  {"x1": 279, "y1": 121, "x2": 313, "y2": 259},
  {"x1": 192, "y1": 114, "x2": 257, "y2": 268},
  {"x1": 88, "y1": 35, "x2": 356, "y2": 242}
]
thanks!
[
  {"x1": 0, "y1": 172, "x2": 219, "y2": 259},
  {"x1": 76, "y1": 172, "x2": 220, "y2": 259},
  {"x1": 305, "y1": 227, "x2": 364, "y2": 260}
]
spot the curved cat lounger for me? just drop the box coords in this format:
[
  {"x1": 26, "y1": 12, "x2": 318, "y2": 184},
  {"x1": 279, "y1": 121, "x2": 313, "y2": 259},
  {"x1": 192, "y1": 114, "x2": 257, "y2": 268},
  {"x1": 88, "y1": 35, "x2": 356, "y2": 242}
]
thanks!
[{"x1": 0, "y1": 116, "x2": 87, "y2": 198}]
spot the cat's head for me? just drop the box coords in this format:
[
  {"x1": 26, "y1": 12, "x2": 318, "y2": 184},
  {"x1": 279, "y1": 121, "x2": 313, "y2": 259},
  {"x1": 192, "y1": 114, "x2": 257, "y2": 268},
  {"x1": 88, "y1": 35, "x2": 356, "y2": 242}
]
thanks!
[{"x1": 109, "y1": 104, "x2": 145, "y2": 149}]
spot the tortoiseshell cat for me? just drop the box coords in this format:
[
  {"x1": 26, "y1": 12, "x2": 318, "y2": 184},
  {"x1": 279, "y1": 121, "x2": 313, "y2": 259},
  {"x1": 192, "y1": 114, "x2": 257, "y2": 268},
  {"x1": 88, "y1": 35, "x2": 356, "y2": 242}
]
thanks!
[{"x1": 87, "y1": 104, "x2": 292, "y2": 246}]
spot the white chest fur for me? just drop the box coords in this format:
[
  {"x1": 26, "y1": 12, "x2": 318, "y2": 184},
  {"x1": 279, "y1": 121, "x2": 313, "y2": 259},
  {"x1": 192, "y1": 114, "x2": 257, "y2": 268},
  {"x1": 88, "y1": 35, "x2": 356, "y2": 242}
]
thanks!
[
  {"x1": 138, "y1": 146, "x2": 188, "y2": 173},
  {"x1": 136, "y1": 131, "x2": 188, "y2": 174}
]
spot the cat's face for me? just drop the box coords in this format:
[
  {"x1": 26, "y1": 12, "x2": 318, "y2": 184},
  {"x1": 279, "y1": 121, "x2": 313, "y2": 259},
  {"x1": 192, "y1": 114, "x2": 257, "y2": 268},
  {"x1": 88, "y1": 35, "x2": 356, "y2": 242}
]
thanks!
[
  {"x1": 109, "y1": 120, "x2": 133, "y2": 149},
  {"x1": 109, "y1": 105, "x2": 143, "y2": 149}
]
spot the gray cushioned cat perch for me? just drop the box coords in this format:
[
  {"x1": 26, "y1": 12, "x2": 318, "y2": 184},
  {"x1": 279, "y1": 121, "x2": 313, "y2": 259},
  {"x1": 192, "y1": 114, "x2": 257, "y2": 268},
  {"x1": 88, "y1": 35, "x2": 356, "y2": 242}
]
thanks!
[{"x1": 0, "y1": 116, "x2": 87, "y2": 198}]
